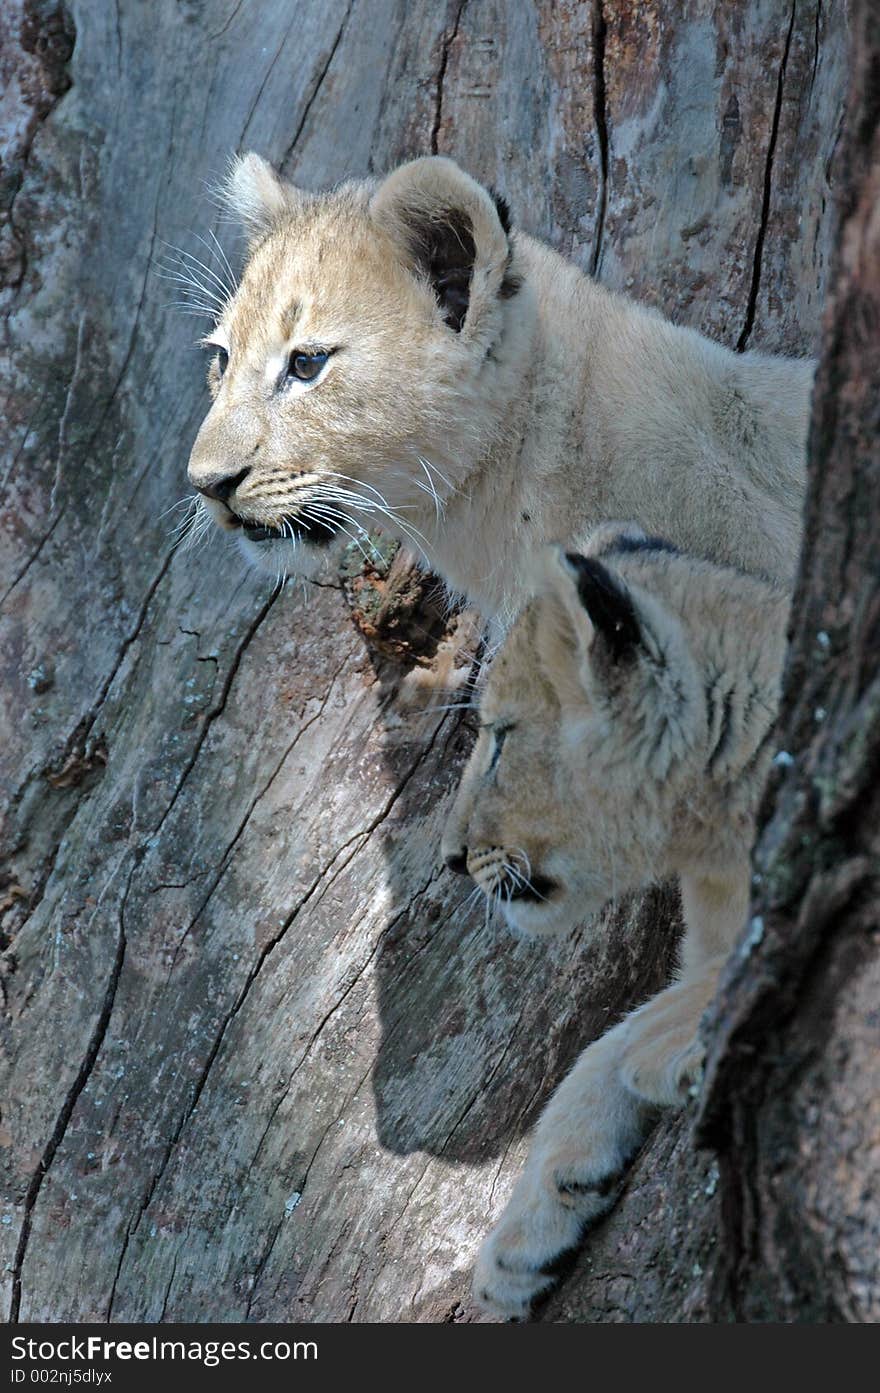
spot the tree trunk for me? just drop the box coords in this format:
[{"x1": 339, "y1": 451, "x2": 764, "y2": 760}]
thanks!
[{"x1": 0, "y1": 0, "x2": 854, "y2": 1323}]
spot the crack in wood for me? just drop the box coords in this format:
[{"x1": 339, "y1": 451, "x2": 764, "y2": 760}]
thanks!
[
  {"x1": 152, "y1": 586, "x2": 280, "y2": 836},
  {"x1": 0, "y1": 399, "x2": 43, "y2": 494},
  {"x1": 245, "y1": 1053, "x2": 378, "y2": 1319},
  {"x1": 76, "y1": 100, "x2": 176, "y2": 477},
  {"x1": 278, "y1": 0, "x2": 355, "y2": 173},
  {"x1": 431, "y1": 0, "x2": 467, "y2": 155},
  {"x1": 439, "y1": 1005, "x2": 526, "y2": 1157},
  {"x1": 0, "y1": 507, "x2": 68, "y2": 613},
  {"x1": 737, "y1": 0, "x2": 797, "y2": 351},
  {"x1": 811, "y1": 0, "x2": 822, "y2": 92},
  {"x1": 589, "y1": 0, "x2": 609, "y2": 280},
  {"x1": 158, "y1": 1248, "x2": 179, "y2": 1322},
  {"x1": 244, "y1": 1215, "x2": 286, "y2": 1318},
  {"x1": 239, "y1": 11, "x2": 303, "y2": 146},
  {"x1": 1, "y1": 1, "x2": 76, "y2": 297},
  {"x1": 125, "y1": 836, "x2": 367, "y2": 1247},
  {"x1": 49, "y1": 313, "x2": 88, "y2": 518},
  {"x1": 9, "y1": 860, "x2": 132, "y2": 1323},
  {"x1": 105, "y1": 1212, "x2": 132, "y2": 1322},
  {"x1": 165, "y1": 648, "x2": 353, "y2": 978},
  {"x1": 383, "y1": 1157, "x2": 433, "y2": 1260},
  {"x1": 249, "y1": 861, "x2": 445, "y2": 1172},
  {"x1": 0, "y1": 547, "x2": 176, "y2": 948},
  {"x1": 208, "y1": 0, "x2": 245, "y2": 44}
]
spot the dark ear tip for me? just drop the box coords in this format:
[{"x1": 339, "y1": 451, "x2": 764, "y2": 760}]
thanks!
[
  {"x1": 565, "y1": 554, "x2": 642, "y2": 660},
  {"x1": 490, "y1": 189, "x2": 513, "y2": 236}
]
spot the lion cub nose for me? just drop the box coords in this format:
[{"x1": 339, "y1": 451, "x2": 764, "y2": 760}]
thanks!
[
  {"x1": 192, "y1": 465, "x2": 251, "y2": 505},
  {"x1": 444, "y1": 849, "x2": 469, "y2": 875}
]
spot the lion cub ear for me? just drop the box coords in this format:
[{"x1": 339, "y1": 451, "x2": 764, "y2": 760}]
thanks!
[
  {"x1": 370, "y1": 156, "x2": 517, "y2": 335},
  {"x1": 534, "y1": 546, "x2": 643, "y2": 706},
  {"x1": 222, "y1": 152, "x2": 302, "y2": 244},
  {"x1": 543, "y1": 546, "x2": 641, "y2": 660}
]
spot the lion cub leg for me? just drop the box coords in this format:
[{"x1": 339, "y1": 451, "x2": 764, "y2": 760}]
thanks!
[
  {"x1": 617, "y1": 958, "x2": 725, "y2": 1107},
  {"x1": 474, "y1": 1020, "x2": 654, "y2": 1319},
  {"x1": 620, "y1": 864, "x2": 751, "y2": 1106},
  {"x1": 474, "y1": 866, "x2": 750, "y2": 1319}
]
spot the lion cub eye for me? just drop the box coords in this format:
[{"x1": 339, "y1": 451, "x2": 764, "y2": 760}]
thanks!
[
  {"x1": 489, "y1": 721, "x2": 515, "y2": 772},
  {"x1": 287, "y1": 349, "x2": 329, "y2": 383},
  {"x1": 205, "y1": 344, "x2": 228, "y2": 396}
]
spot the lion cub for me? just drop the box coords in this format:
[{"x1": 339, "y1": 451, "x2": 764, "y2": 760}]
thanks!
[
  {"x1": 187, "y1": 153, "x2": 811, "y2": 620},
  {"x1": 441, "y1": 522, "x2": 788, "y2": 1319}
]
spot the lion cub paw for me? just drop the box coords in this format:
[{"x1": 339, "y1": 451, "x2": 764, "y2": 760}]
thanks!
[
  {"x1": 473, "y1": 1153, "x2": 624, "y2": 1320},
  {"x1": 619, "y1": 1030, "x2": 706, "y2": 1108}
]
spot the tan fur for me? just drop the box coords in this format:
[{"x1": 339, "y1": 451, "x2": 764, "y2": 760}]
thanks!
[
  {"x1": 187, "y1": 154, "x2": 812, "y2": 611},
  {"x1": 442, "y1": 526, "x2": 787, "y2": 1318}
]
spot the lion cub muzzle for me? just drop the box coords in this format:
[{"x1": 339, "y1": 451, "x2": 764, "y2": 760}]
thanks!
[{"x1": 465, "y1": 846, "x2": 555, "y2": 904}]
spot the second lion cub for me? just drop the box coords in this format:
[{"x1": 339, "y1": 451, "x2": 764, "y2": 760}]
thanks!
[{"x1": 442, "y1": 522, "x2": 788, "y2": 1319}]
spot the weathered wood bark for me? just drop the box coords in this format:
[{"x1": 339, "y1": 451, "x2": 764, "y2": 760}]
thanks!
[
  {"x1": 698, "y1": 0, "x2": 880, "y2": 1320},
  {"x1": 0, "y1": 0, "x2": 851, "y2": 1323}
]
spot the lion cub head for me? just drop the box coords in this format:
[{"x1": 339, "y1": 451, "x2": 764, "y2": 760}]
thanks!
[
  {"x1": 186, "y1": 153, "x2": 521, "y2": 577},
  {"x1": 442, "y1": 526, "x2": 784, "y2": 938}
]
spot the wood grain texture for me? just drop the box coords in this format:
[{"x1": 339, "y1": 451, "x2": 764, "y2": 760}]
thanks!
[{"x1": 0, "y1": 0, "x2": 847, "y2": 1322}]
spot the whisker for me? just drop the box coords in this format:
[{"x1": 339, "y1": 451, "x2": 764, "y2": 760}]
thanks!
[
  {"x1": 159, "y1": 494, "x2": 199, "y2": 522},
  {"x1": 205, "y1": 226, "x2": 238, "y2": 293},
  {"x1": 341, "y1": 499, "x2": 431, "y2": 565},
  {"x1": 418, "y1": 454, "x2": 458, "y2": 496},
  {"x1": 460, "y1": 884, "x2": 483, "y2": 914},
  {"x1": 154, "y1": 266, "x2": 227, "y2": 311},
  {"x1": 320, "y1": 470, "x2": 433, "y2": 541},
  {"x1": 191, "y1": 230, "x2": 237, "y2": 298},
  {"x1": 169, "y1": 511, "x2": 201, "y2": 540},
  {"x1": 307, "y1": 506, "x2": 387, "y2": 566},
  {"x1": 154, "y1": 264, "x2": 225, "y2": 296},
  {"x1": 509, "y1": 847, "x2": 534, "y2": 882},
  {"x1": 306, "y1": 508, "x2": 372, "y2": 565},
  {"x1": 160, "y1": 241, "x2": 234, "y2": 304},
  {"x1": 175, "y1": 503, "x2": 215, "y2": 555},
  {"x1": 416, "y1": 456, "x2": 443, "y2": 525},
  {"x1": 314, "y1": 481, "x2": 424, "y2": 517},
  {"x1": 161, "y1": 301, "x2": 222, "y2": 321}
]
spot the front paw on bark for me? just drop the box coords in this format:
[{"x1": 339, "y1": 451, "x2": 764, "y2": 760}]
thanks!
[
  {"x1": 620, "y1": 1030, "x2": 706, "y2": 1107},
  {"x1": 472, "y1": 1233, "x2": 558, "y2": 1322},
  {"x1": 473, "y1": 1161, "x2": 623, "y2": 1319}
]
